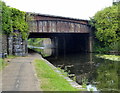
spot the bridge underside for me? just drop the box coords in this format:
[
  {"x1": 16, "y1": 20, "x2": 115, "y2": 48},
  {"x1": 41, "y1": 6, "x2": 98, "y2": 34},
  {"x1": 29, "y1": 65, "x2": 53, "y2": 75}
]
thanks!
[
  {"x1": 28, "y1": 14, "x2": 92, "y2": 55},
  {"x1": 29, "y1": 33, "x2": 91, "y2": 54}
]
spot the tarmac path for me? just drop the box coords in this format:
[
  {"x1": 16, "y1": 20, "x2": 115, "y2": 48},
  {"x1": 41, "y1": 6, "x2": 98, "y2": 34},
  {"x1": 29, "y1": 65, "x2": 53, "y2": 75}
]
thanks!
[{"x1": 1, "y1": 53, "x2": 41, "y2": 91}]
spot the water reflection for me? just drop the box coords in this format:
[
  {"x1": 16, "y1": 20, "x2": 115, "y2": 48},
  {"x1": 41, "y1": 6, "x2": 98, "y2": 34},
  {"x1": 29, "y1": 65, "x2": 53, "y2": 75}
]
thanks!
[
  {"x1": 43, "y1": 48, "x2": 52, "y2": 56},
  {"x1": 46, "y1": 53, "x2": 97, "y2": 85},
  {"x1": 94, "y1": 58, "x2": 119, "y2": 91},
  {"x1": 39, "y1": 48, "x2": 120, "y2": 92}
]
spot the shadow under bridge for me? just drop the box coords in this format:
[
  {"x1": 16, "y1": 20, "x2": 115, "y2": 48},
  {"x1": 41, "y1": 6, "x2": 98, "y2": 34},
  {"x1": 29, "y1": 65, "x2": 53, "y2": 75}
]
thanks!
[{"x1": 29, "y1": 33, "x2": 91, "y2": 54}]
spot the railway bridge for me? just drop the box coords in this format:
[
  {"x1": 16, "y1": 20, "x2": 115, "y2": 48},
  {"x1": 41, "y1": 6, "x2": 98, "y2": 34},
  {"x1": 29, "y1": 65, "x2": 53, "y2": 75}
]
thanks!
[
  {"x1": 1, "y1": 13, "x2": 93, "y2": 57},
  {"x1": 28, "y1": 13, "x2": 92, "y2": 54},
  {"x1": 29, "y1": 13, "x2": 92, "y2": 53}
]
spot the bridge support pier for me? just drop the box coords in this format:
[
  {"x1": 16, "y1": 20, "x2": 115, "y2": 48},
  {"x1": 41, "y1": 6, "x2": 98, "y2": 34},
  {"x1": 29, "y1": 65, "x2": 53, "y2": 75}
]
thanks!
[
  {"x1": 89, "y1": 28, "x2": 93, "y2": 53},
  {"x1": 7, "y1": 34, "x2": 28, "y2": 56},
  {"x1": 51, "y1": 37, "x2": 59, "y2": 58},
  {"x1": 89, "y1": 35, "x2": 93, "y2": 53},
  {"x1": 50, "y1": 36, "x2": 66, "y2": 56}
]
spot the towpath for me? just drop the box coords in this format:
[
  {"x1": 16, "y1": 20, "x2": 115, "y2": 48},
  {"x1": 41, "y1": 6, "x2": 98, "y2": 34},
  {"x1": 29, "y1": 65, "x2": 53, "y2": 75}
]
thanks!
[{"x1": 1, "y1": 53, "x2": 41, "y2": 91}]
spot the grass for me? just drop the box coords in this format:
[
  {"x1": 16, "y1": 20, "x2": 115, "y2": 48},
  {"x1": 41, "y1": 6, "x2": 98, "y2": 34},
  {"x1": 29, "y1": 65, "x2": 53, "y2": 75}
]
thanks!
[
  {"x1": 0, "y1": 55, "x2": 16, "y2": 71},
  {"x1": 7, "y1": 55, "x2": 16, "y2": 59},
  {"x1": 34, "y1": 59, "x2": 82, "y2": 91},
  {"x1": 0, "y1": 58, "x2": 8, "y2": 71},
  {"x1": 0, "y1": 58, "x2": 3, "y2": 71},
  {"x1": 96, "y1": 54, "x2": 120, "y2": 61}
]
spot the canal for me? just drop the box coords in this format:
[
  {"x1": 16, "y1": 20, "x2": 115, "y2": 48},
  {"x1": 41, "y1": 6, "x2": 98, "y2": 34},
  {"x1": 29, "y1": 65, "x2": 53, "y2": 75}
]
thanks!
[{"x1": 30, "y1": 46, "x2": 119, "y2": 92}]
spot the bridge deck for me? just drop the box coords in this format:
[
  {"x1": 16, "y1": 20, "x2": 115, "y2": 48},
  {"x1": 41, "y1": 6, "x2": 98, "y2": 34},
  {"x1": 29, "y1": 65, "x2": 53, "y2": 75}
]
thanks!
[{"x1": 29, "y1": 13, "x2": 91, "y2": 33}]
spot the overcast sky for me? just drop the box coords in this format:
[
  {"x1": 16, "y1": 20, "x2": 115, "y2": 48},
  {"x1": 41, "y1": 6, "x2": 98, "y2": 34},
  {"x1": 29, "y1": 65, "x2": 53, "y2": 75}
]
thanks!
[{"x1": 2, "y1": 0, "x2": 113, "y2": 20}]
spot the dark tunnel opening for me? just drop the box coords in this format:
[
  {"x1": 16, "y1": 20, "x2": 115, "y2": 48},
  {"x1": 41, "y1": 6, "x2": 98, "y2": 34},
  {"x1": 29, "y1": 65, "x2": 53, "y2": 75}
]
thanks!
[
  {"x1": 54, "y1": 33, "x2": 90, "y2": 54},
  {"x1": 28, "y1": 33, "x2": 90, "y2": 55}
]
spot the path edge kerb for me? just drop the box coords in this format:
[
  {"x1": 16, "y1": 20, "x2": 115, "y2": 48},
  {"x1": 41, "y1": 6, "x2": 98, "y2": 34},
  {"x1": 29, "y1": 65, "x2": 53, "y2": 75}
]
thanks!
[{"x1": 38, "y1": 56, "x2": 85, "y2": 90}]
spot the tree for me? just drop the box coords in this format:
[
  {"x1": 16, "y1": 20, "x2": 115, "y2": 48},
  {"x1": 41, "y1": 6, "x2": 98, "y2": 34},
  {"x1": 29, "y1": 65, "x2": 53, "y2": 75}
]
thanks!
[
  {"x1": 2, "y1": 1, "x2": 12, "y2": 35},
  {"x1": 10, "y1": 8, "x2": 29, "y2": 40},
  {"x1": 90, "y1": 3, "x2": 120, "y2": 52},
  {"x1": 1, "y1": 1, "x2": 29, "y2": 40}
]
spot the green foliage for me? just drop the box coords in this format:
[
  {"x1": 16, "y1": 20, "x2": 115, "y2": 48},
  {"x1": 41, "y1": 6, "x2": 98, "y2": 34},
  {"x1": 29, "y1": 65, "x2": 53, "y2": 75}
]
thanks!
[
  {"x1": 28, "y1": 38, "x2": 44, "y2": 47},
  {"x1": 10, "y1": 8, "x2": 29, "y2": 39},
  {"x1": 0, "y1": 58, "x2": 8, "y2": 71},
  {"x1": 90, "y1": 3, "x2": 120, "y2": 52},
  {"x1": 1, "y1": 1, "x2": 12, "y2": 34},
  {"x1": 110, "y1": 40, "x2": 120, "y2": 51},
  {"x1": 0, "y1": 2, "x2": 2, "y2": 34},
  {"x1": 1, "y1": 1, "x2": 29, "y2": 39},
  {"x1": 93, "y1": 40, "x2": 111, "y2": 53},
  {"x1": 0, "y1": 58, "x2": 3, "y2": 71},
  {"x1": 96, "y1": 54, "x2": 120, "y2": 61}
]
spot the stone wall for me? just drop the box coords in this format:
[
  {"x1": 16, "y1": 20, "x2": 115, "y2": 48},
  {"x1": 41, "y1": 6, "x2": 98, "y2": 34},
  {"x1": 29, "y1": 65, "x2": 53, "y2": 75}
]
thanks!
[
  {"x1": 0, "y1": 34, "x2": 7, "y2": 58},
  {"x1": 11, "y1": 34, "x2": 27, "y2": 56},
  {"x1": 8, "y1": 35, "x2": 13, "y2": 55},
  {"x1": 11, "y1": 33, "x2": 28, "y2": 56},
  {"x1": 0, "y1": 33, "x2": 28, "y2": 58}
]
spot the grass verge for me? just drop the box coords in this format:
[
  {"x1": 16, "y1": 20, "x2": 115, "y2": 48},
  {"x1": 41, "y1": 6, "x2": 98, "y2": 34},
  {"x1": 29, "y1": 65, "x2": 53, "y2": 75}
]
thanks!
[
  {"x1": 96, "y1": 54, "x2": 120, "y2": 61},
  {"x1": 0, "y1": 58, "x2": 8, "y2": 71},
  {"x1": 7, "y1": 55, "x2": 16, "y2": 59},
  {"x1": 34, "y1": 59, "x2": 81, "y2": 91},
  {"x1": 0, "y1": 55, "x2": 16, "y2": 71}
]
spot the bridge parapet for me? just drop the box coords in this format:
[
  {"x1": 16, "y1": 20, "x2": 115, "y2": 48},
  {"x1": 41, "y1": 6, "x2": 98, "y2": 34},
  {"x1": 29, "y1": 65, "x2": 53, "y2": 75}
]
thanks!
[{"x1": 29, "y1": 13, "x2": 91, "y2": 33}]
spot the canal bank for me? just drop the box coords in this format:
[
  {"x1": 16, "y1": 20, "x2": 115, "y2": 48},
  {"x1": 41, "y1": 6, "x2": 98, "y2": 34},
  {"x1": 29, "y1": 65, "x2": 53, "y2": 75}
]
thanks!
[
  {"x1": 28, "y1": 46, "x2": 120, "y2": 92},
  {"x1": 43, "y1": 50, "x2": 119, "y2": 92},
  {"x1": 34, "y1": 56, "x2": 86, "y2": 91},
  {"x1": 1, "y1": 52, "x2": 87, "y2": 91}
]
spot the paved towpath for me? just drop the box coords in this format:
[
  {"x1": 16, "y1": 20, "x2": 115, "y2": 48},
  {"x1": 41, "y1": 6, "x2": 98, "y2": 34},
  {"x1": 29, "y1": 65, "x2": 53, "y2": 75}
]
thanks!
[{"x1": 1, "y1": 53, "x2": 42, "y2": 91}]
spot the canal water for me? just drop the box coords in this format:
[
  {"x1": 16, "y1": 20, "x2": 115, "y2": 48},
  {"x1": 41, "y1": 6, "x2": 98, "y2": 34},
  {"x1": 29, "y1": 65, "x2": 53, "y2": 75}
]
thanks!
[{"x1": 33, "y1": 47, "x2": 119, "y2": 92}]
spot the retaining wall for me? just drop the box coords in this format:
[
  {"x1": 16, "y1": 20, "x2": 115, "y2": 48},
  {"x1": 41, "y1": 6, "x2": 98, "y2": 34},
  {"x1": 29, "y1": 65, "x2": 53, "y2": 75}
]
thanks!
[
  {"x1": 0, "y1": 33, "x2": 28, "y2": 57},
  {"x1": 0, "y1": 34, "x2": 7, "y2": 57}
]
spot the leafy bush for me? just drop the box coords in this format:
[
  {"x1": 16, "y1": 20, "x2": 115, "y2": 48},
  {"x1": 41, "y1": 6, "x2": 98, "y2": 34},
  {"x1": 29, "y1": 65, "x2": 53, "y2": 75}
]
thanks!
[
  {"x1": 90, "y1": 3, "x2": 120, "y2": 53},
  {"x1": 1, "y1": 1, "x2": 29, "y2": 40}
]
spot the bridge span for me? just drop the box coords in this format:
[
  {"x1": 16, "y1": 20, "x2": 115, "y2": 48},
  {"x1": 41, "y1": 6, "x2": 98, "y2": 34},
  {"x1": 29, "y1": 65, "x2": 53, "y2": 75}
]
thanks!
[
  {"x1": 29, "y1": 13, "x2": 90, "y2": 33},
  {"x1": 29, "y1": 13, "x2": 92, "y2": 52},
  {"x1": 28, "y1": 13, "x2": 92, "y2": 54}
]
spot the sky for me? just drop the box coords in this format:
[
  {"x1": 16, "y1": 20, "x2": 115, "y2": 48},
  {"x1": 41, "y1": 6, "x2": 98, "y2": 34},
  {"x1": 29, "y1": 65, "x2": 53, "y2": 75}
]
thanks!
[{"x1": 2, "y1": 0, "x2": 113, "y2": 20}]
